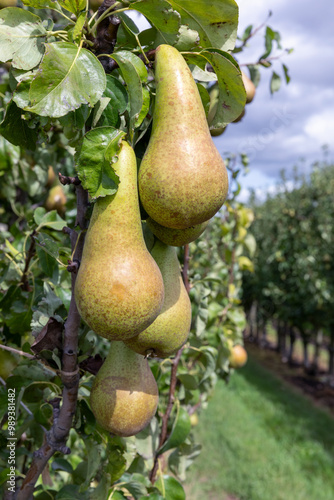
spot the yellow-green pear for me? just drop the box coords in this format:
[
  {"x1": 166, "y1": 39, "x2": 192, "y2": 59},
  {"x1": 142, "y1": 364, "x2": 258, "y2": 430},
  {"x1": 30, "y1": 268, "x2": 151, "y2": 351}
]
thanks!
[
  {"x1": 241, "y1": 70, "x2": 256, "y2": 103},
  {"x1": 125, "y1": 240, "x2": 191, "y2": 358},
  {"x1": 45, "y1": 185, "x2": 67, "y2": 215},
  {"x1": 138, "y1": 44, "x2": 229, "y2": 229},
  {"x1": 75, "y1": 141, "x2": 164, "y2": 341},
  {"x1": 90, "y1": 341, "x2": 159, "y2": 436},
  {"x1": 147, "y1": 217, "x2": 209, "y2": 247}
]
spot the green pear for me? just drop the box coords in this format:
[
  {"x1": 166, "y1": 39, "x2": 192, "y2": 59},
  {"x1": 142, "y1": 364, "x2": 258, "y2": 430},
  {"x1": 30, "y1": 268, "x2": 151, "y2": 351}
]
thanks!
[
  {"x1": 138, "y1": 44, "x2": 229, "y2": 230},
  {"x1": 125, "y1": 240, "x2": 191, "y2": 358},
  {"x1": 75, "y1": 141, "x2": 164, "y2": 341},
  {"x1": 90, "y1": 341, "x2": 159, "y2": 436},
  {"x1": 147, "y1": 217, "x2": 209, "y2": 247},
  {"x1": 241, "y1": 70, "x2": 256, "y2": 103}
]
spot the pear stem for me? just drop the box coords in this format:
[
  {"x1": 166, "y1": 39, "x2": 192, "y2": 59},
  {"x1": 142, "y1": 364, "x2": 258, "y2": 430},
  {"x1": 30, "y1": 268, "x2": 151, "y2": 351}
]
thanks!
[{"x1": 17, "y1": 185, "x2": 89, "y2": 500}]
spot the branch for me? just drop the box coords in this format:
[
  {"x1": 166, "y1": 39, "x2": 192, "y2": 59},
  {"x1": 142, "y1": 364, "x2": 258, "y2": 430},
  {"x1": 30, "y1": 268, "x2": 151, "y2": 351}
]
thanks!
[
  {"x1": 0, "y1": 344, "x2": 34, "y2": 359},
  {"x1": 17, "y1": 186, "x2": 89, "y2": 500},
  {"x1": 150, "y1": 346, "x2": 185, "y2": 484}
]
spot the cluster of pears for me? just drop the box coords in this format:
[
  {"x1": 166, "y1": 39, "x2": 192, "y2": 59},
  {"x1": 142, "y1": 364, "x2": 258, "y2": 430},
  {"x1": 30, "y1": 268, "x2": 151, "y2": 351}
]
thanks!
[{"x1": 75, "y1": 45, "x2": 231, "y2": 437}]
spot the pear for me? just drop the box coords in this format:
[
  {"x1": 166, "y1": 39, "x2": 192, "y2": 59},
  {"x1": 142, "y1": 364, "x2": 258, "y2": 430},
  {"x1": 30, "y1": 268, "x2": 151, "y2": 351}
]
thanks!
[
  {"x1": 229, "y1": 344, "x2": 248, "y2": 369},
  {"x1": 45, "y1": 185, "x2": 67, "y2": 215},
  {"x1": 147, "y1": 217, "x2": 209, "y2": 247},
  {"x1": 138, "y1": 44, "x2": 229, "y2": 229},
  {"x1": 241, "y1": 71, "x2": 256, "y2": 103},
  {"x1": 75, "y1": 141, "x2": 164, "y2": 341},
  {"x1": 125, "y1": 240, "x2": 191, "y2": 358},
  {"x1": 90, "y1": 341, "x2": 159, "y2": 436}
]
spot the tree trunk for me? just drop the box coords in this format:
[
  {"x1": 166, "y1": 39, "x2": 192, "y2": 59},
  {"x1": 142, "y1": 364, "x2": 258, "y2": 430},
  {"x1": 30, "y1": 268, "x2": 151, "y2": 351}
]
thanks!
[
  {"x1": 288, "y1": 326, "x2": 296, "y2": 365},
  {"x1": 261, "y1": 321, "x2": 268, "y2": 346},
  {"x1": 300, "y1": 329, "x2": 310, "y2": 370},
  {"x1": 280, "y1": 322, "x2": 288, "y2": 361},
  {"x1": 311, "y1": 329, "x2": 323, "y2": 375},
  {"x1": 328, "y1": 325, "x2": 334, "y2": 377},
  {"x1": 276, "y1": 319, "x2": 281, "y2": 352}
]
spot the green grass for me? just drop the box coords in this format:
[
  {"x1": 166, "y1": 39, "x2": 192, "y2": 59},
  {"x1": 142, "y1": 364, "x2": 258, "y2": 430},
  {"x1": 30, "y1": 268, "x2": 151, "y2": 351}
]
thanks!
[{"x1": 185, "y1": 356, "x2": 334, "y2": 500}]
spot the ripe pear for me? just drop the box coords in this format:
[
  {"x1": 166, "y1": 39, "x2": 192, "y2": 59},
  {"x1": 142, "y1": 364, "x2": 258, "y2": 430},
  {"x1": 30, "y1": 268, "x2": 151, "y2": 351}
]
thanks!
[
  {"x1": 229, "y1": 344, "x2": 248, "y2": 368},
  {"x1": 147, "y1": 217, "x2": 209, "y2": 247},
  {"x1": 138, "y1": 44, "x2": 229, "y2": 229},
  {"x1": 125, "y1": 240, "x2": 191, "y2": 358},
  {"x1": 75, "y1": 141, "x2": 164, "y2": 341},
  {"x1": 90, "y1": 341, "x2": 159, "y2": 437},
  {"x1": 45, "y1": 185, "x2": 67, "y2": 215},
  {"x1": 241, "y1": 71, "x2": 256, "y2": 103}
]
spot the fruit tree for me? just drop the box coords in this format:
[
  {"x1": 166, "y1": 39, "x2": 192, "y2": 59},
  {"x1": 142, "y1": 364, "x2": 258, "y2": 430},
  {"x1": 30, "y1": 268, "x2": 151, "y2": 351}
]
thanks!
[{"x1": 0, "y1": 1, "x2": 290, "y2": 498}]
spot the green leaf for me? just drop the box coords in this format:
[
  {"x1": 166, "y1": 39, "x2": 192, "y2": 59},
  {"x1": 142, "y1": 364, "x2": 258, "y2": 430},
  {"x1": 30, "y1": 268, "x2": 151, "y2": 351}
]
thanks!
[
  {"x1": 121, "y1": 473, "x2": 148, "y2": 497},
  {"x1": 30, "y1": 282, "x2": 64, "y2": 334},
  {"x1": 94, "y1": 75, "x2": 128, "y2": 128},
  {"x1": 283, "y1": 63, "x2": 290, "y2": 84},
  {"x1": 130, "y1": 0, "x2": 180, "y2": 43},
  {"x1": 59, "y1": 0, "x2": 86, "y2": 15},
  {"x1": 185, "y1": 50, "x2": 246, "y2": 128},
  {"x1": 105, "y1": 443, "x2": 127, "y2": 484},
  {"x1": 168, "y1": 442, "x2": 202, "y2": 481},
  {"x1": 21, "y1": 0, "x2": 59, "y2": 8},
  {"x1": 56, "y1": 485, "x2": 88, "y2": 500},
  {"x1": 52, "y1": 458, "x2": 74, "y2": 473},
  {"x1": 198, "y1": 346, "x2": 217, "y2": 383},
  {"x1": 248, "y1": 64, "x2": 261, "y2": 87},
  {"x1": 158, "y1": 401, "x2": 191, "y2": 454},
  {"x1": 34, "y1": 207, "x2": 67, "y2": 231},
  {"x1": 26, "y1": 42, "x2": 106, "y2": 118},
  {"x1": 174, "y1": 24, "x2": 199, "y2": 51},
  {"x1": 261, "y1": 26, "x2": 282, "y2": 59},
  {"x1": 80, "y1": 439, "x2": 104, "y2": 491},
  {"x1": 69, "y1": 11, "x2": 86, "y2": 43},
  {"x1": 0, "y1": 100, "x2": 39, "y2": 151},
  {"x1": 90, "y1": 473, "x2": 112, "y2": 500},
  {"x1": 177, "y1": 373, "x2": 198, "y2": 390},
  {"x1": 155, "y1": 475, "x2": 185, "y2": 500},
  {"x1": 0, "y1": 8, "x2": 46, "y2": 70},
  {"x1": 136, "y1": 86, "x2": 150, "y2": 127},
  {"x1": 168, "y1": 0, "x2": 238, "y2": 51},
  {"x1": 270, "y1": 71, "x2": 281, "y2": 94},
  {"x1": 109, "y1": 51, "x2": 147, "y2": 131},
  {"x1": 75, "y1": 126, "x2": 125, "y2": 198},
  {"x1": 196, "y1": 83, "x2": 210, "y2": 118}
]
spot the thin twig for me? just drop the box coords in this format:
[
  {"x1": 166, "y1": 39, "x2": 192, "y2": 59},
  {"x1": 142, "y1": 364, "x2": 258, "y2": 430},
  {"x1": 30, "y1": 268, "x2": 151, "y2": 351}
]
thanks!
[{"x1": 0, "y1": 344, "x2": 34, "y2": 359}]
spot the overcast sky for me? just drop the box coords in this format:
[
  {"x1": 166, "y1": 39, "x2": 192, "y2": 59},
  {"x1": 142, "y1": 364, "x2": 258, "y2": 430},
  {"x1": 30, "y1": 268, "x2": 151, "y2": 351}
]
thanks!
[{"x1": 217, "y1": 0, "x2": 334, "y2": 200}]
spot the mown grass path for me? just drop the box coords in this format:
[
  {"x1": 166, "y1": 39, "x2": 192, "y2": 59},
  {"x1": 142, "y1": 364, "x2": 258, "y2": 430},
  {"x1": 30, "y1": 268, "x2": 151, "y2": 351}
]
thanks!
[{"x1": 186, "y1": 355, "x2": 334, "y2": 500}]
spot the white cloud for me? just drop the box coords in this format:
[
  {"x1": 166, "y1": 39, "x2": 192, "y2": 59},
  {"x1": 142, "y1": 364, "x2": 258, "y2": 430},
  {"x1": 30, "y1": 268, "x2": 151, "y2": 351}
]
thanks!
[{"x1": 304, "y1": 109, "x2": 334, "y2": 145}]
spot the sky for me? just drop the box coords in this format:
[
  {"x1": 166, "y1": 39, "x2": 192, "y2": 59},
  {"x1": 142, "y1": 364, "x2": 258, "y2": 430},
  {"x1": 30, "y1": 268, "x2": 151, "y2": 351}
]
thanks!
[
  {"x1": 129, "y1": 0, "x2": 334, "y2": 202},
  {"x1": 216, "y1": 0, "x2": 334, "y2": 201}
]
